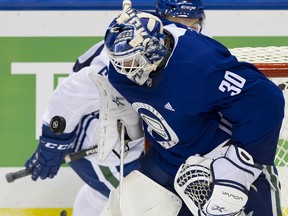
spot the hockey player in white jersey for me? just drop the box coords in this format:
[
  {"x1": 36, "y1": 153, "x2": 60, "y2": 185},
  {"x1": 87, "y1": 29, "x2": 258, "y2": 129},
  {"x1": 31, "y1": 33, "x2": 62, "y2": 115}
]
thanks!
[
  {"x1": 24, "y1": 1, "x2": 208, "y2": 216},
  {"x1": 102, "y1": 8, "x2": 284, "y2": 216},
  {"x1": 25, "y1": 51, "x2": 145, "y2": 208}
]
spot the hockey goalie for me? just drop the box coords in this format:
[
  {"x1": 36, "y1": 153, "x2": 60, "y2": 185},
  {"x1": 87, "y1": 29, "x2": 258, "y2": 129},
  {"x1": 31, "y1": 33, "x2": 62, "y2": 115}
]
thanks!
[{"x1": 99, "y1": 5, "x2": 284, "y2": 216}]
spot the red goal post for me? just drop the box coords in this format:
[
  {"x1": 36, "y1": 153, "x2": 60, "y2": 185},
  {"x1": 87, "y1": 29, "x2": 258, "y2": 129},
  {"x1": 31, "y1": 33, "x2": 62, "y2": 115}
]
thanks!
[{"x1": 230, "y1": 46, "x2": 288, "y2": 215}]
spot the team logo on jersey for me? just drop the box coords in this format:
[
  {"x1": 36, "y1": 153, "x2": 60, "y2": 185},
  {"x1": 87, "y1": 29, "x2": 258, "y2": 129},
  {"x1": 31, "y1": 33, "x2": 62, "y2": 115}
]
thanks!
[{"x1": 132, "y1": 102, "x2": 179, "y2": 148}]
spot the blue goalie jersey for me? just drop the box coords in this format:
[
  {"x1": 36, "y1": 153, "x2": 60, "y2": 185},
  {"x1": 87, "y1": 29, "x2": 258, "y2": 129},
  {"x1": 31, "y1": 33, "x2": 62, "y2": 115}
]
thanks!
[{"x1": 108, "y1": 17, "x2": 284, "y2": 176}]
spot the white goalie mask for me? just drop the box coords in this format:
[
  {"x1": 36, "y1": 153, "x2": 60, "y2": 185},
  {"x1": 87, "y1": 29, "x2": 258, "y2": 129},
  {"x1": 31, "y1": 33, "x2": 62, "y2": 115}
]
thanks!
[{"x1": 104, "y1": 9, "x2": 168, "y2": 85}]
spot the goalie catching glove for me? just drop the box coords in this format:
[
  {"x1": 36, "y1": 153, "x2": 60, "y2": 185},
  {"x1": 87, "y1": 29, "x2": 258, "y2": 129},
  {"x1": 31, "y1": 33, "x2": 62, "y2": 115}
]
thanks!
[{"x1": 174, "y1": 144, "x2": 262, "y2": 216}]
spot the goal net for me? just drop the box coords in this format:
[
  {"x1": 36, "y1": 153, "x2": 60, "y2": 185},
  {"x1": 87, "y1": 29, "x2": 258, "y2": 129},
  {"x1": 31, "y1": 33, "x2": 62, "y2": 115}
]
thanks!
[{"x1": 230, "y1": 46, "x2": 288, "y2": 216}]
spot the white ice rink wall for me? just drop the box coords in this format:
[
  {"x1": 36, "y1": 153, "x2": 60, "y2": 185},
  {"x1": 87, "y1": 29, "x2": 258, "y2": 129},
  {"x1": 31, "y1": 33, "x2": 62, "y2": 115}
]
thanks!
[{"x1": 0, "y1": 0, "x2": 287, "y2": 215}]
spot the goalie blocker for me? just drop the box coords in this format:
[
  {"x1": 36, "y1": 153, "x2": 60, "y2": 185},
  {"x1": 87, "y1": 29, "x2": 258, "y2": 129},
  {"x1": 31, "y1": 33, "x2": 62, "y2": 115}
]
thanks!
[{"x1": 88, "y1": 70, "x2": 143, "y2": 161}]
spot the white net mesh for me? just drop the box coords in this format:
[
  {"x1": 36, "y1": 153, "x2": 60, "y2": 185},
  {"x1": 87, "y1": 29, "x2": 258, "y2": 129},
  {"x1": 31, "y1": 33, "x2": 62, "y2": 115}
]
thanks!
[
  {"x1": 230, "y1": 46, "x2": 288, "y2": 63},
  {"x1": 230, "y1": 46, "x2": 288, "y2": 216},
  {"x1": 176, "y1": 163, "x2": 211, "y2": 208}
]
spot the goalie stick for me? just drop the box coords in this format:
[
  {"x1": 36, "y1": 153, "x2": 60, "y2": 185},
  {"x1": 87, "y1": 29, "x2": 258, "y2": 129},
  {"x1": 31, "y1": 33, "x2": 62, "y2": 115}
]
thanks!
[
  {"x1": 5, "y1": 145, "x2": 98, "y2": 183},
  {"x1": 118, "y1": 2, "x2": 133, "y2": 215}
]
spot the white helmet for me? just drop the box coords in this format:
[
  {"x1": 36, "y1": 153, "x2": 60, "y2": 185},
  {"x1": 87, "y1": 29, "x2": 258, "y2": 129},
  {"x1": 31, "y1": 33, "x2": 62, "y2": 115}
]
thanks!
[{"x1": 104, "y1": 9, "x2": 168, "y2": 85}]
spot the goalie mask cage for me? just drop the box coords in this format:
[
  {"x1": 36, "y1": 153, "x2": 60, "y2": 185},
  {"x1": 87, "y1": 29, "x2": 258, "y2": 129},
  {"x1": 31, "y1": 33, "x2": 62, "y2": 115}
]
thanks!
[{"x1": 230, "y1": 46, "x2": 288, "y2": 216}]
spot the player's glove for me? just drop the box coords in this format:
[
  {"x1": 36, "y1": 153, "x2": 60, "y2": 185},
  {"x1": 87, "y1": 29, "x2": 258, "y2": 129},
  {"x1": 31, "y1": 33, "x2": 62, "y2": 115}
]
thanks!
[
  {"x1": 25, "y1": 124, "x2": 75, "y2": 181},
  {"x1": 174, "y1": 144, "x2": 262, "y2": 216}
]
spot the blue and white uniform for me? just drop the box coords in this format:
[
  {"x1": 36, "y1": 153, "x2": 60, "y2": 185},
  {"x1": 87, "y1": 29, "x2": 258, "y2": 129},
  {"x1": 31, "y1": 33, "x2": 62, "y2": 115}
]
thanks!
[
  {"x1": 108, "y1": 18, "x2": 284, "y2": 216},
  {"x1": 42, "y1": 41, "x2": 144, "y2": 216}
]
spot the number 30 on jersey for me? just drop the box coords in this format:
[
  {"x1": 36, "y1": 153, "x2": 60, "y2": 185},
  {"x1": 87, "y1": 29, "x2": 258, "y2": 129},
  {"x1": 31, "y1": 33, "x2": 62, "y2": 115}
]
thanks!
[{"x1": 218, "y1": 71, "x2": 246, "y2": 96}]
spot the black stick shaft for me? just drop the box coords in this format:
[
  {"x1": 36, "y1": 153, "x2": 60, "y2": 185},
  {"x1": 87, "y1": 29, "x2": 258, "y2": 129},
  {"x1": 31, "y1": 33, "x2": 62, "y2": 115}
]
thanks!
[
  {"x1": 64, "y1": 146, "x2": 98, "y2": 163},
  {"x1": 5, "y1": 168, "x2": 32, "y2": 183},
  {"x1": 5, "y1": 145, "x2": 98, "y2": 183}
]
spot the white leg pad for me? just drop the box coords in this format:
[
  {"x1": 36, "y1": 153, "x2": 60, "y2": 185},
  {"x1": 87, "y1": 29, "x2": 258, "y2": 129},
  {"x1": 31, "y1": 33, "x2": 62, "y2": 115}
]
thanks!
[{"x1": 99, "y1": 170, "x2": 182, "y2": 216}]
